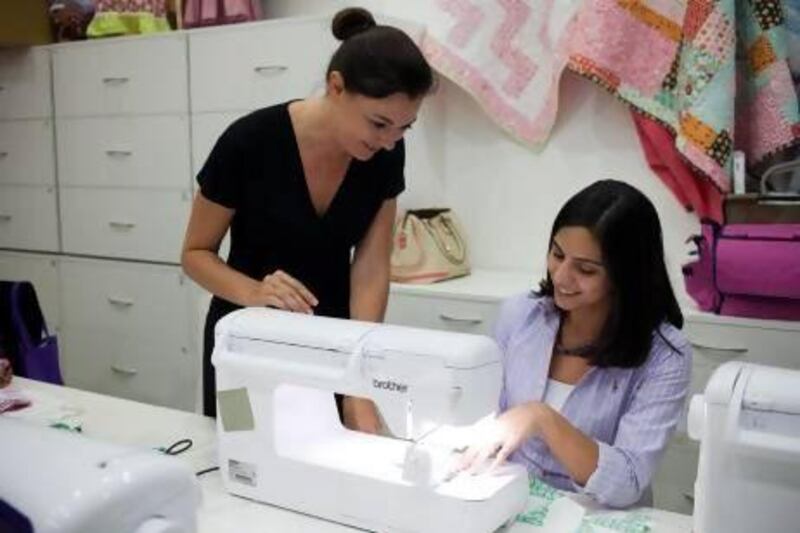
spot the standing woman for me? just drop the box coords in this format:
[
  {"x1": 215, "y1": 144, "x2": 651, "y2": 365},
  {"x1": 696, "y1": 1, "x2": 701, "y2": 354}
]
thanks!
[
  {"x1": 181, "y1": 8, "x2": 434, "y2": 423},
  {"x1": 460, "y1": 180, "x2": 692, "y2": 508}
]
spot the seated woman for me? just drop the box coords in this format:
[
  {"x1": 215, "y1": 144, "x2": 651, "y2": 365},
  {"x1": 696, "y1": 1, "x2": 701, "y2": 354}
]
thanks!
[{"x1": 461, "y1": 179, "x2": 691, "y2": 508}]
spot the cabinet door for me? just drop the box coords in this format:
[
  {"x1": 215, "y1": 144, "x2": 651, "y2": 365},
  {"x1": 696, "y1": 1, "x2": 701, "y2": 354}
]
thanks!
[
  {"x1": 190, "y1": 111, "x2": 247, "y2": 179},
  {"x1": 0, "y1": 252, "x2": 61, "y2": 331},
  {"x1": 0, "y1": 119, "x2": 55, "y2": 186},
  {"x1": 0, "y1": 47, "x2": 52, "y2": 119},
  {"x1": 652, "y1": 433, "x2": 698, "y2": 515},
  {"x1": 680, "y1": 317, "x2": 800, "y2": 432},
  {"x1": 57, "y1": 115, "x2": 191, "y2": 189},
  {"x1": 59, "y1": 259, "x2": 197, "y2": 411},
  {"x1": 59, "y1": 187, "x2": 191, "y2": 263},
  {"x1": 189, "y1": 19, "x2": 334, "y2": 112},
  {"x1": 0, "y1": 185, "x2": 59, "y2": 252},
  {"x1": 385, "y1": 293, "x2": 500, "y2": 336},
  {"x1": 52, "y1": 35, "x2": 188, "y2": 117}
]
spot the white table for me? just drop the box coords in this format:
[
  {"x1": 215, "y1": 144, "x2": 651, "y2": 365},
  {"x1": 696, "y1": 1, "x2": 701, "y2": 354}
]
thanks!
[{"x1": 5, "y1": 378, "x2": 692, "y2": 532}]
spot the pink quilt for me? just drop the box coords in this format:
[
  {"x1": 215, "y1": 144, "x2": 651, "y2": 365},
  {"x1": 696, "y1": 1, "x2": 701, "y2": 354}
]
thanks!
[{"x1": 421, "y1": 0, "x2": 800, "y2": 193}]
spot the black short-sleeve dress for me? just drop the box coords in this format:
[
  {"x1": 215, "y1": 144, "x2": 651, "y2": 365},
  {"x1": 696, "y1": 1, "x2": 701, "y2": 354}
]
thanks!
[{"x1": 198, "y1": 101, "x2": 405, "y2": 416}]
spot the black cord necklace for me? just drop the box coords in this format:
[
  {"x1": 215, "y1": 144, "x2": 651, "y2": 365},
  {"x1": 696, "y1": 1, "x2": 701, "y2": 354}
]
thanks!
[{"x1": 554, "y1": 324, "x2": 597, "y2": 358}]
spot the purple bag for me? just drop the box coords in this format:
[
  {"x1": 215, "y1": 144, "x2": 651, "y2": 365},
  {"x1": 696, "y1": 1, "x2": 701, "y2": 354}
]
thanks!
[
  {"x1": 683, "y1": 223, "x2": 800, "y2": 321},
  {"x1": 9, "y1": 283, "x2": 62, "y2": 385}
]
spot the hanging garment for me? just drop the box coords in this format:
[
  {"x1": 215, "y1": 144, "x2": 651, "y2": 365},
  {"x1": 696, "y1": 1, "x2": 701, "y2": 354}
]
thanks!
[
  {"x1": 87, "y1": 0, "x2": 172, "y2": 37},
  {"x1": 183, "y1": 0, "x2": 262, "y2": 28},
  {"x1": 633, "y1": 111, "x2": 723, "y2": 223}
]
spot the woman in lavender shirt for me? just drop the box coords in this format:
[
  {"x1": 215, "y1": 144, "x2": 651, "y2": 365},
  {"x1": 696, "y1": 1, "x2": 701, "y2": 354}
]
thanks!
[{"x1": 462, "y1": 180, "x2": 691, "y2": 508}]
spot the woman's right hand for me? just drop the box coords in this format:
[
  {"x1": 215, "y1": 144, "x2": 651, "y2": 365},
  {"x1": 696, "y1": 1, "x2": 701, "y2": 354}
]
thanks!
[{"x1": 247, "y1": 270, "x2": 318, "y2": 313}]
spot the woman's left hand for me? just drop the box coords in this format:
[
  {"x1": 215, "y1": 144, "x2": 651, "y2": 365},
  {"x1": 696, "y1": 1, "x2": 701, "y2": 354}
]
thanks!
[{"x1": 458, "y1": 402, "x2": 551, "y2": 474}]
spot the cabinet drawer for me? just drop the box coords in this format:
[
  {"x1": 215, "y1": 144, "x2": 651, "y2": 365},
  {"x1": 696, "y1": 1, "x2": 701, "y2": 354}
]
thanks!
[
  {"x1": 57, "y1": 115, "x2": 190, "y2": 189},
  {"x1": 0, "y1": 185, "x2": 59, "y2": 252},
  {"x1": 385, "y1": 293, "x2": 500, "y2": 335},
  {"x1": 0, "y1": 119, "x2": 55, "y2": 186},
  {"x1": 678, "y1": 317, "x2": 800, "y2": 432},
  {"x1": 52, "y1": 35, "x2": 188, "y2": 116},
  {"x1": 190, "y1": 111, "x2": 247, "y2": 178},
  {"x1": 60, "y1": 187, "x2": 191, "y2": 263},
  {"x1": 59, "y1": 259, "x2": 196, "y2": 410},
  {"x1": 0, "y1": 251, "x2": 61, "y2": 331},
  {"x1": 189, "y1": 20, "x2": 334, "y2": 112},
  {"x1": 652, "y1": 432, "x2": 698, "y2": 515},
  {"x1": 0, "y1": 47, "x2": 52, "y2": 119}
]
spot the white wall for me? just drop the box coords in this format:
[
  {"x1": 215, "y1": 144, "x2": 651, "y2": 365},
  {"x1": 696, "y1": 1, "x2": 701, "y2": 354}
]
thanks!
[{"x1": 263, "y1": 1, "x2": 700, "y2": 302}]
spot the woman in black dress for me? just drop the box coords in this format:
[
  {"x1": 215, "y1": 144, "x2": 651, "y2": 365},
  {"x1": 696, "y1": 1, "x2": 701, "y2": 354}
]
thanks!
[{"x1": 181, "y1": 8, "x2": 434, "y2": 424}]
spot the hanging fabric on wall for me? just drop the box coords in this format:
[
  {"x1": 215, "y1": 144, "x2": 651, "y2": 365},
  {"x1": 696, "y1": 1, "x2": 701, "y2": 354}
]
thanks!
[
  {"x1": 633, "y1": 112, "x2": 724, "y2": 223},
  {"x1": 422, "y1": 0, "x2": 800, "y2": 197},
  {"x1": 182, "y1": 0, "x2": 262, "y2": 29},
  {"x1": 87, "y1": 0, "x2": 172, "y2": 37},
  {"x1": 420, "y1": 0, "x2": 584, "y2": 152}
]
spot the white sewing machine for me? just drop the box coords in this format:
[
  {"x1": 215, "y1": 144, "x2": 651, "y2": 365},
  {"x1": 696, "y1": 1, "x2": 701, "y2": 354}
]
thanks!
[
  {"x1": 0, "y1": 416, "x2": 200, "y2": 533},
  {"x1": 688, "y1": 362, "x2": 800, "y2": 533},
  {"x1": 212, "y1": 308, "x2": 528, "y2": 533}
]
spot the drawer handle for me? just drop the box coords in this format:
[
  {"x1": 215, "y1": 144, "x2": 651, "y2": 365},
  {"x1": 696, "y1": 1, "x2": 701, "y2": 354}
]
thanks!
[
  {"x1": 253, "y1": 65, "x2": 288, "y2": 75},
  {"x1": 109, "y1": 220, "x2": 136, "y2": 230},
  {"x1": 110, "y1": 364, "x2": 138, "y2": 376},
  {"x1": 439, "y1": 313, "x2": 483, "y2": 325},
  {"x1": 0, "y1": 151, "x2": 7, "y2": 158},
  {"x1": 102, "y1": 76, "x2": 130, "y2": 85},
  {"x1": 107, "y1": 296, "x2": 134, "y2": 307},
  {"x1": 105, "y1": 149, "x2": 133, "y2": 157},
  {"x1": 690, "y1": 341, "x2": 748, "y2": 354},
  {"x1": 0, "y1": 214, "x2": 11, "y2": 222}
]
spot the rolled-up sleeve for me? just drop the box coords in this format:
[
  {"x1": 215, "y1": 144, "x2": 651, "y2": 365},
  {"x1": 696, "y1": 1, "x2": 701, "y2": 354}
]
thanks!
[{"x1": 578, "y1": 335, "x2": 692, "y2": 508}]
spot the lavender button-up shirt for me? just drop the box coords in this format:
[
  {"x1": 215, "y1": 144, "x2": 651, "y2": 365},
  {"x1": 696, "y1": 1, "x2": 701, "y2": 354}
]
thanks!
[{"x1": 494, "y1": 294, "x2": 692, "y2": 508}]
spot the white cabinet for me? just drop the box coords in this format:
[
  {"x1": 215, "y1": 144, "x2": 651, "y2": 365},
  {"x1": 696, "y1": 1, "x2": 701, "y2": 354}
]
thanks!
[
  {"x1": 0, "y1": 251, "x2": 61, "y2": 331},
  {"x1": 188, "y1": 18, "x2": 334, "y2": 113},
  {"x1": 0, "y1": 47, "x2": 52, "y2": 120},
  {"x1": 59, "y1": 257, "x2": 199, "y2": 411},
  {"x1": 52, "y1": 34, "x2": 188, "y2": 117},
  {"x1": 59, "y1": 188, "x2": 191, "y2": 263},
  {"x1": 0, "y1": 48, "x2": 58, "y2": 253},
  {"x1": 0, "y1": 185, "x2": 59, "y2": 252},
  {"x1": 53, "y1": 33, "x2": 192, "y2": 263},
  {"x1": 0, "y1": 119, "x2": 56, "y2": 186},
  {"x1": 386, "y1": 270, "x2": 535, "y2": 334},
  {"x1": 56, "y1": 115, "x2": 191, "y2": 189}
]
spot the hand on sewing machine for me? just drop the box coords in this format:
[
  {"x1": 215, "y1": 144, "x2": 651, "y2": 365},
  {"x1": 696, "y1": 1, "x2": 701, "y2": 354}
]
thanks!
[
  {"x1": 342, "y1": 396, "x2": 383, "y2": 434},
  {"x1": 247, "y1": 270, "x2": 318, "y2": 314},
  {"x1": 457, "y1": 402, "x2": 551, "y2": 475}
]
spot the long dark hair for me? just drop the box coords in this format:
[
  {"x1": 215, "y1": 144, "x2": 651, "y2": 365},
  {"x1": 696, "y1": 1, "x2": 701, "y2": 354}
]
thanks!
[
  {"x1": 327, "y1": 8, "x2": 434, "y2": 99},
  {"x1": 537, "y1": 180, "x2": 684, "y2": 368}
]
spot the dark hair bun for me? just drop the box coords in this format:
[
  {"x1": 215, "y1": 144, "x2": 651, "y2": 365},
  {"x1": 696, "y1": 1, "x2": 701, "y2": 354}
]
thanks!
[{"x1": 331, "y1": 7, "x2": 376, "y2": 41}]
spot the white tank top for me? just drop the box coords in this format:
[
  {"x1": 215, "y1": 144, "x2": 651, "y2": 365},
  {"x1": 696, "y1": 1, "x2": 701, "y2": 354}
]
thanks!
[{"x1": 543, "y1": 378, "x2": 575, "y2": 412}]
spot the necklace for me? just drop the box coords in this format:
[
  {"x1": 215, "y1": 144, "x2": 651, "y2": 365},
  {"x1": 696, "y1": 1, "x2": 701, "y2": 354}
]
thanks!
[{"x1": 554, "y1": 326, "x2": 597, "y2": 358}]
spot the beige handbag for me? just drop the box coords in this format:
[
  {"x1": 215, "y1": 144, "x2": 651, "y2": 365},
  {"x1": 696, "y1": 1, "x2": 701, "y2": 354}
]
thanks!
[{"x1": 390, "y1": 208, "x2": 470, "y2": 283}]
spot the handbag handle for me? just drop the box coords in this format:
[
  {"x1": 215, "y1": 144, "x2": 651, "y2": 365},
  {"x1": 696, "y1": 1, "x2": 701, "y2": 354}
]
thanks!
[{"x1": 421, "y1": 215, "x2": 467, "y2": 265}]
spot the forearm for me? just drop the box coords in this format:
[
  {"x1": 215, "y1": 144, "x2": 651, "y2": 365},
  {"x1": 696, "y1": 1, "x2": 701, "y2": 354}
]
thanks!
[
  {"x1": 349, "y1": 261, "x2": 390, "y2": 322},
  {"x1": 537, "y1": 404, "x2": 599, "y2": 486},
  {"x1": 182, "y1": 249, "x2": 259, "y2": 307}
]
